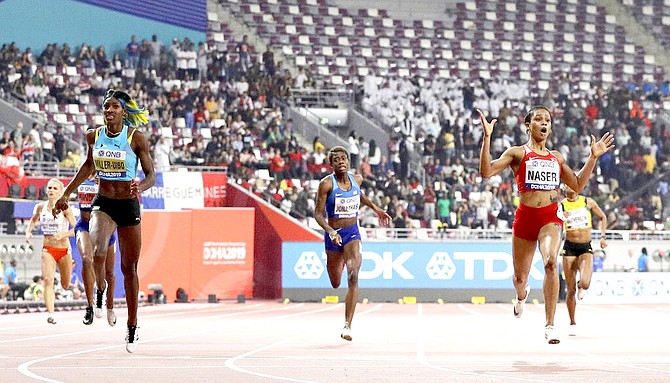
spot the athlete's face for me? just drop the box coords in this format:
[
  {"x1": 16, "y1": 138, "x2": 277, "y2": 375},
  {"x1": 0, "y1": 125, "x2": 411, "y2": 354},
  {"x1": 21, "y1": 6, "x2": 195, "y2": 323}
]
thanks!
[
  {"x1": 329, "y1": 151, "x2": 349, "y2": 173},
  {"x1": 564, "y1": 185, "x2": 577, "y2": 199},
  {"x1": 46, "y1": 180, "x2": 63, "y2": 200},
  {"x1": 526, "y1": 109, "x2": 552, "y2": 141},
  {"x1": 103, "y1": 97, "x2": 125, "y2": 126}
]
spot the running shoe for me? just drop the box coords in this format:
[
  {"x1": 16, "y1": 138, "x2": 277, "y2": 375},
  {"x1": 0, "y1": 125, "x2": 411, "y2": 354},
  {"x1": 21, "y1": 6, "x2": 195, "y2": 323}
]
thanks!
[
  {"x1": 545, "y1": 325, "x2": 560, "y2": 344},
  {"x1": 568, "y1": 324, "x2": 577, "y2": 336},
  {"x1": 513, "y1": 285, "x2": 530, "y2": 318},
  {"x1": 577, "y1": 287, "x2": 586, "y2": 301},
  {"x1": 83, "y1": 306, "x2": 94, "y2": 325},
  {"x1": 47, "y1": 316, "x2": 57, "y2": 325},
  {"x1": 340, "y1": 322, "x2": 352, "y2": 341},
  {"x1": 126, "y1": 325, "x2": 139, "y2": 353},
  {"x1": 94, "y1": 285, "x2": 105, "y2": 318},
  {"x1": 107, "y1": 308, "x2": 117, "y2": 327}
]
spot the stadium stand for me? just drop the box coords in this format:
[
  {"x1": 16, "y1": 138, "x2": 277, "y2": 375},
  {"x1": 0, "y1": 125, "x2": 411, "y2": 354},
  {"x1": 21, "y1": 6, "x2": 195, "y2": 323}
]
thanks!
[{"x1": 1, "y1": 0, "x2": 670, "y2": 234}]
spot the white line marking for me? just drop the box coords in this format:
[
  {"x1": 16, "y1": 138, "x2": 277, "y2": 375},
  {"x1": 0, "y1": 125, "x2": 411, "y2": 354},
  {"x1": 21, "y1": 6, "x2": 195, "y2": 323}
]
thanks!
[
  {"x1": 416, "y1": 304, "x2": 566, "y2": 383},
  {"x1": 16, "y1": 302, "x2": 317, "y2": 382},
  {"x1": 224, "y1": 303, "x2": 382, "y2": 383}
]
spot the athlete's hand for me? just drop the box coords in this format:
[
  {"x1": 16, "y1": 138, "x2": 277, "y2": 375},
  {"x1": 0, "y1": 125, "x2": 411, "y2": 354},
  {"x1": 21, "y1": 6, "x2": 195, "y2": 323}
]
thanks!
[
  {"x1": 130, "y1": 177, "x2": 140, "y2": 196},
  {"x1": 25, "y1": 231, "x2": 32, "y2": 243},
  {"x1": 329, "y1": 230, "x2": 342, "y2": 246},
  {"x1": 590, "y1": 132, "x2": 615, "y2": 158},
  {"x1": 52, "y1": 197, "x2": 69, "y2": 217},
  {"x1": 375, "y1": 209, "x2": 392, "y2": 227},
  {"x1": 477, "y1": 108, "x2": 497, "y2": 138},
  {"x1": 600, "y1": 237, "x2": 607, "y2": 249}
]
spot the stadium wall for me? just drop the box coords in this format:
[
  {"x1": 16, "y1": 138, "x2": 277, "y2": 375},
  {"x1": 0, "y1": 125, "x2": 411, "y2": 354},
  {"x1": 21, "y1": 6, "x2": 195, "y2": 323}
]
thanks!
[{"x1": 0, "y1": 0, "x2": 206, "y2": 55}]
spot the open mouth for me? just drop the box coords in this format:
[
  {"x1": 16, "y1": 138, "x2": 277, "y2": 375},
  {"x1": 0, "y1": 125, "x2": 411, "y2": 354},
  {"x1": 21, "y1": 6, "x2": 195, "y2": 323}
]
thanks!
[{"x1": 540, "y1": 127, "x2": 548, "y2": 133}]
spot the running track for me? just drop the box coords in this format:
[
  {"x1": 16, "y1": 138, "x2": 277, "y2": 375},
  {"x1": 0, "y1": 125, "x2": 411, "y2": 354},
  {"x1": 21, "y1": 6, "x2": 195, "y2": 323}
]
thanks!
[{"x1": 1, "y1": 301, "x2": 668, "y2": 382}]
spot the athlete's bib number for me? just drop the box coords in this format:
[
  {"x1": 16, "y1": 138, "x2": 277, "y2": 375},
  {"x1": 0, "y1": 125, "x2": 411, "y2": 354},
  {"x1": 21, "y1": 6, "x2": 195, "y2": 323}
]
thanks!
[
  {"x1": 524, "y1": 159, "x2": 560, "y2": 191},
  {"x1": 565, "y1": 207, "x2": 590, "y2": 230},
  {"x1": 334, "y1": 196, "x2": 359, "y2": 218}
]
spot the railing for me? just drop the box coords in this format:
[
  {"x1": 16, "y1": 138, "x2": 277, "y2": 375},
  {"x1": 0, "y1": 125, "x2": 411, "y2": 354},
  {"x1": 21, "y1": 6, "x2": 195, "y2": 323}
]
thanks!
[
  {"x1": 352, "y1": 227, "x2": 670, "y2": 242},
  {"x1": 24, "y1": 161, "x2": 78, "y2": 178},
  {"x1": 288, "y1": 88, "x2": 355, "y2": 108}
]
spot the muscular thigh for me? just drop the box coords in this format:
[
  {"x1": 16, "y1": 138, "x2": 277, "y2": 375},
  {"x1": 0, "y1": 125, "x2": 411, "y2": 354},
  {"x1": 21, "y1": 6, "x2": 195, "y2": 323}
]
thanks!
[{"x1": 90, "y1": 211, "x2": 117, "y2": 250}]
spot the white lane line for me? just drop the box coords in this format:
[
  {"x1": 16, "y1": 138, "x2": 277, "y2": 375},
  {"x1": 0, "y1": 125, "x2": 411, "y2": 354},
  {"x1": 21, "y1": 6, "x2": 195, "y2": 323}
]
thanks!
[
  {"x1": 572, "y1": 348, "x2": 670, "y2": 373},
  {"x1": 416, "y1": 304, "x2": 566, "y2": 383},
  {"x1": 456, "y1": 303, "x2": 482, "y2": 315},
  {"x1": 1, "y1": 303, "x2": 271, "y2": 344},
  {"x1": 225, "y1": 335, "x2": 319, "y2": 383},
  {"x1": 224, "y1": 303, "x2": 383, "y2": 383},
  {"x1": 15, "y1": 302, "x2": 314, "y2": 382}
]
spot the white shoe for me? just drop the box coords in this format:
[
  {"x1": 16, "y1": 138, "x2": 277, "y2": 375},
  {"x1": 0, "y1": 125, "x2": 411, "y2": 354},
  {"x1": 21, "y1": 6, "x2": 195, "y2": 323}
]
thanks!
[
  {"x1": 126, "y1": 325, "x2": 139, "y2": 353},
  {"x1": 545, "y1": 325, "x2": 560, "y2": 344},
  {"x1": 340, "y1": 323, "x2": 352, "y2": 341},
  {"x1": 513, "y1": 285, "x2": 530, "y2": 318},
  {"x1": 568, "y1": 324, "x2": 577, "y2": 336},
  {"x1": 107, "y1": 309, "x2": 117, "y2": 327},
  {"x1": 577, "y1": 287, "x2": 586, "y2": 301}
]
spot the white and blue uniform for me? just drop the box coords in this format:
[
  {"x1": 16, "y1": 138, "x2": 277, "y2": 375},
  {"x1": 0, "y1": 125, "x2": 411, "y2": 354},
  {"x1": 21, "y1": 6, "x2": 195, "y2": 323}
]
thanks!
[{"x1": 324, "y1": 173, "x2": 362, "y2": 252}]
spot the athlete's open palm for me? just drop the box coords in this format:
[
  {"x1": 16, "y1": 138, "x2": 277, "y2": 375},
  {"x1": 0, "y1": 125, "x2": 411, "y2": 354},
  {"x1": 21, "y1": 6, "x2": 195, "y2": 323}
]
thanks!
[
  {"x1": 477, "y1": 109, "x2": 497, "y2": 138},
  {"x1": 590, "y1": 132, "x2": 615, "y2": 158}
]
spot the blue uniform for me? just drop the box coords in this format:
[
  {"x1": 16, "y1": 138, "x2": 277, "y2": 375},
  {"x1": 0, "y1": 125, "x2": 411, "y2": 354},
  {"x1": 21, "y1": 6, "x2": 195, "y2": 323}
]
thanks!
[{"x1": 324, "y1": 173, "x2": 362, "y2": 252}]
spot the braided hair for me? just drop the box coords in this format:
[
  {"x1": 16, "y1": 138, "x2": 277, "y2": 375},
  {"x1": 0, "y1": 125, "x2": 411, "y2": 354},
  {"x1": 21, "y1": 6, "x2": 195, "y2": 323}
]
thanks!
[{"x1": 102, "y1": 89, "x2": 149, "y2": 127}]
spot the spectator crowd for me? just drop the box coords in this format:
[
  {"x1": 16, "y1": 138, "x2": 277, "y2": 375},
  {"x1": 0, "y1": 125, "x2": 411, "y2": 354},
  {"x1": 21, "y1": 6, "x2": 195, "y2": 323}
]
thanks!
[{"x1": 1, "y1": 30, "x2": 670, "y2": 233}]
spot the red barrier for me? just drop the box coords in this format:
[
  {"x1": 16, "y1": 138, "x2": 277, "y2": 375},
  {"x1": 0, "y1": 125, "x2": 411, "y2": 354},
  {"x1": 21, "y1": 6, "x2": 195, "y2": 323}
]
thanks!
[
  {"x1": 139, "y1": 208, "x2": 255, "y2": 302},
  {"x1": 225, "y1": 183, "x2": 321, "y2": 299}
]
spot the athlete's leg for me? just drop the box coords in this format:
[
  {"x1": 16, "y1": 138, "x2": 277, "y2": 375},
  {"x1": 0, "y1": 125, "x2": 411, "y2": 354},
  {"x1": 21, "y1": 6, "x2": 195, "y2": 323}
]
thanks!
[
  {"x1": 56, "y1": 253, "x2": 73, "y2": 290},
  {"x1": 562, "y1": 255, "x2": 578, "y2": 325},
  {"x1": 326, "y1": 250, "x2": 345, "y2": 289},
  {"x1": 90, "y1": 211, "x2": 117, "y2": 292},
  {"x1": 342, "y1": 240, "x2": 362, "y2": 327},
  {"x1": 511, "y1": 236, "x2": 537, "y2": 301},
  {"x1": 117, "y1": 224, "x2": 142, "y2": 327},
  {"x1": 76, "y1": 231, "x2": 95, "y2": 307},
  {"x1": 105, "y1": 243, "x2": 116, "y2": 310},
  {"x1": 104, "y1": 242, "x2": 118, "y2": 326},
  {"x1": 577, "y1": 252, "x2": 594, "y2": 291},
  {"x1": 41, "y1": 251, "x2": 57, "y2": 315},
  {"x1": 537, "y1": 224, "x2": 563, "y2": 327}
]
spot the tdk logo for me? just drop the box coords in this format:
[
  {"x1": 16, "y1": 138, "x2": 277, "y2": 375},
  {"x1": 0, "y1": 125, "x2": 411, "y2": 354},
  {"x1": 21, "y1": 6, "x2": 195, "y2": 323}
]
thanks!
[
  {"x1": 425, "y1": 252, "x2": 456, "y2": 279},
  {"x1": 294, "y1": 251, "x2": 324, "y2": 279}
]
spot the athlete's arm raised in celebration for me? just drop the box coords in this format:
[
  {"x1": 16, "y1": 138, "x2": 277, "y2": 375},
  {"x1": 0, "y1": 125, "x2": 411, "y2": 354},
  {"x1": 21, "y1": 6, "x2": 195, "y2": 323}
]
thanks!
[
  {"x1": 477, "y1": 109, "x2": 521, "y2": 177},
  {"x1": 559, "y1": 133, "x2": 615, "y2": 193}
]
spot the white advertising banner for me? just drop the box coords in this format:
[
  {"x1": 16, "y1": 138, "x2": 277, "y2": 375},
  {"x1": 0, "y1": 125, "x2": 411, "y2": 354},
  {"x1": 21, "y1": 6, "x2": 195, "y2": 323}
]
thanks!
[{"x1": 582, "y1": 272, "x2": 670, "y2": 304}]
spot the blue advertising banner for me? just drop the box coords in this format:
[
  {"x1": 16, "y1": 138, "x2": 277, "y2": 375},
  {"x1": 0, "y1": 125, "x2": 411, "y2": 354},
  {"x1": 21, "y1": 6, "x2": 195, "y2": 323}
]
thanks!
[
  {"x1": 139, "y1": 171, "x2": 165, "y2": 209},
  {"x1": 283, "y1": 242, "x2": 546, "y2": 290}
]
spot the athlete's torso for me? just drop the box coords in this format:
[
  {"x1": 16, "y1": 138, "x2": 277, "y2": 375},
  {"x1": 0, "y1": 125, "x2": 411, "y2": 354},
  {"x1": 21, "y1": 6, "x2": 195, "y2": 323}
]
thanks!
[
  {"x1": 326, "y1": 173, "x2": 361, "y2": 219},
  {"x1": 38, "y1": 203, "x2": 69, "y2": 236},
  {"x1": 515, "y1": 145, "x2": 562, "y2": 194},
  {"x1": 78, "y1": 179, "x2": 98, "y2": 212},
  {"x1": 93, "y1": 126, "x2": 138, "y2": 182},
  {"x1": 562, "y1": 196, "x2": 592, "y2": 231}
]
